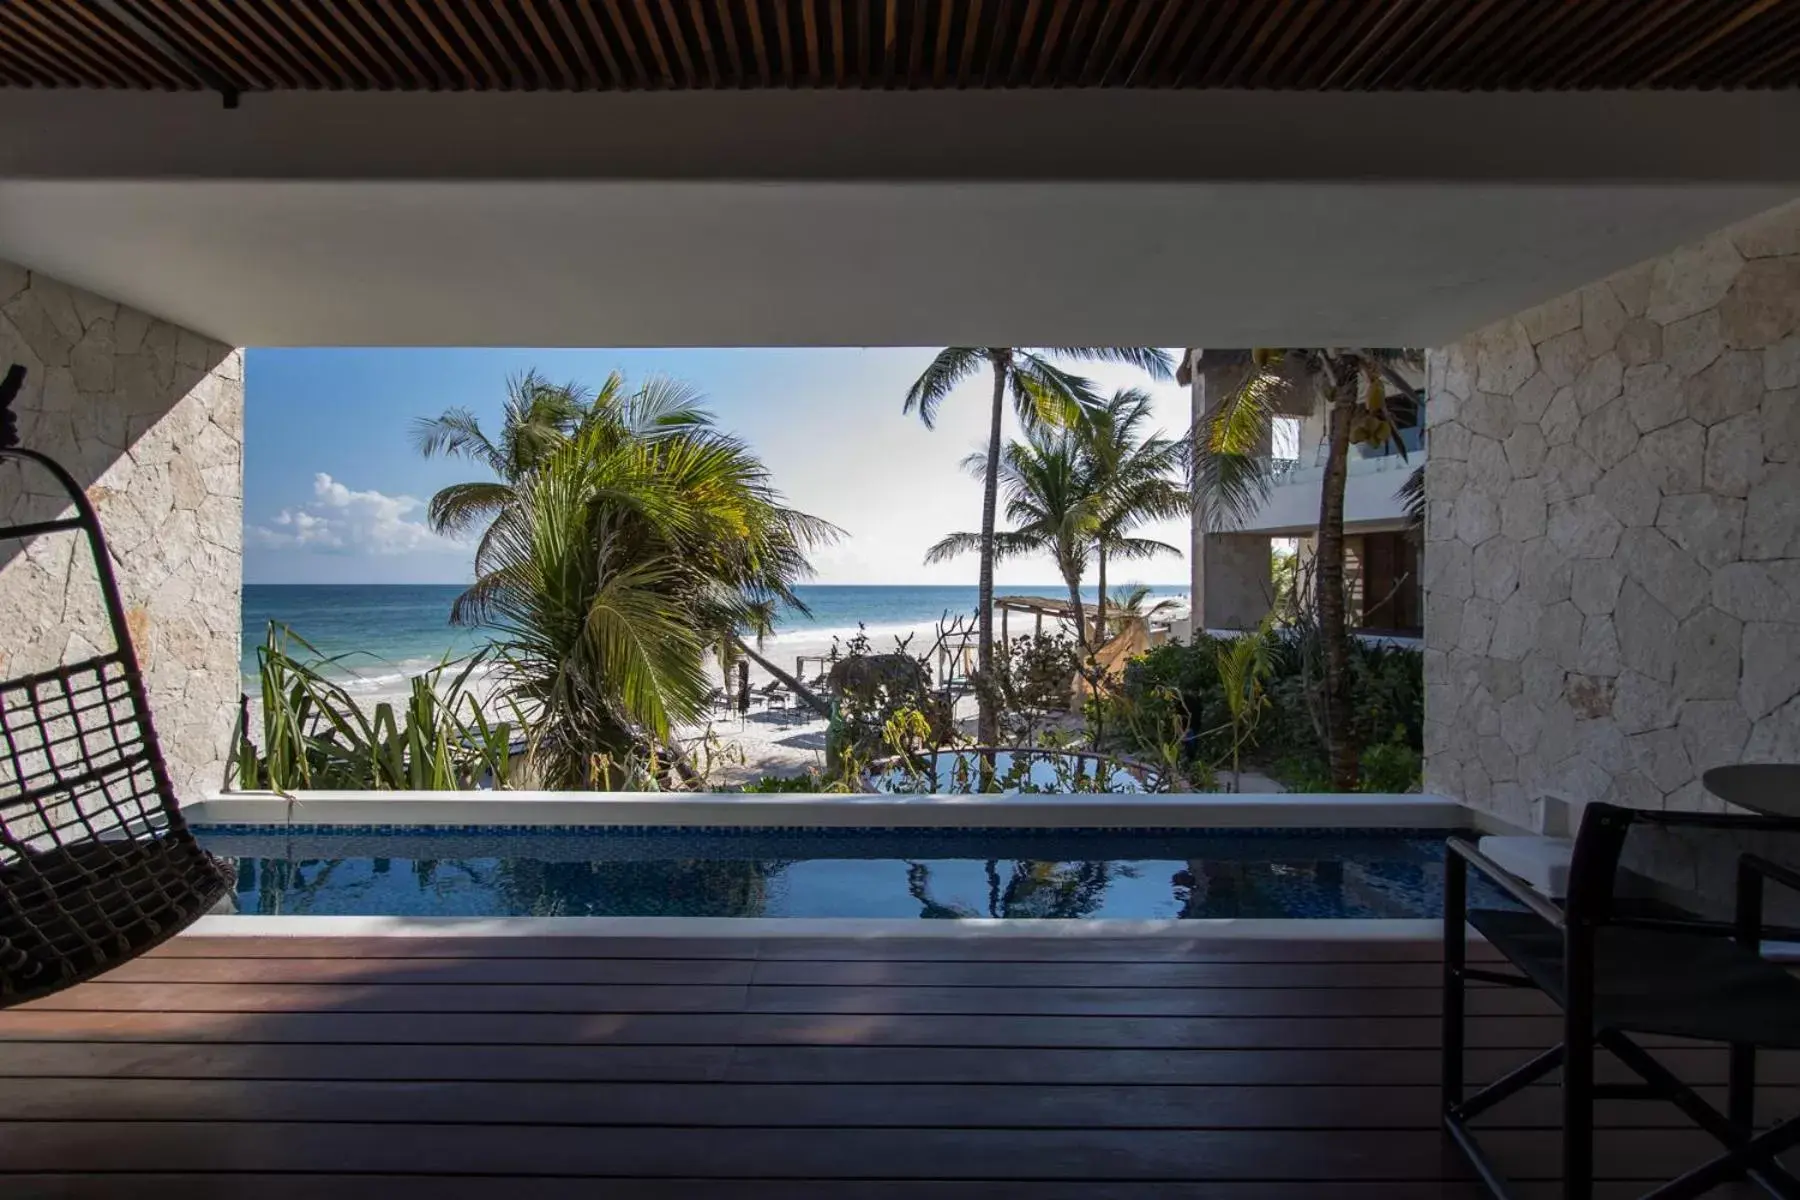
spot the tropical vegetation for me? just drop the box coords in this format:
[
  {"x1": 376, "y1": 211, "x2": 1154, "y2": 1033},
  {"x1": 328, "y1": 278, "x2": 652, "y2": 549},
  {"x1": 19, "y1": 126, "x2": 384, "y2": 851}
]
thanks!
[
  {"x1": 229, "y1": 625, "x2": 514, "y2": 792},
  {"x1": 902, "y1": 347, "x2": 1173, "y2": 742},
  {"x1": 923, "y1": 388, "x2": 1184, "y2": 655},
  {"x1": 1191, "y1": 348, "x2": 1424, "y2": 789},
  {"x1": 416, "y1": 372, "x2": 837, "y2": 788}
]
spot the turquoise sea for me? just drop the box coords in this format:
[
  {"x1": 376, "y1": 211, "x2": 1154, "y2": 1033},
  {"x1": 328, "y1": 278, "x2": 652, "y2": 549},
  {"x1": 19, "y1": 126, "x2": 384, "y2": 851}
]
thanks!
[{"x1": 241, "y1": 583, "x2": 1188, "y2": 689}]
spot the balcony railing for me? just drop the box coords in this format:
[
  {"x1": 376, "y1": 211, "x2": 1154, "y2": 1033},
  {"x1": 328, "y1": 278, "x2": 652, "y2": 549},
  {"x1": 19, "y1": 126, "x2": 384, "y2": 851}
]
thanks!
[{"x1": 1262, "y1": 427, "x2": 1423, "y2": 488}]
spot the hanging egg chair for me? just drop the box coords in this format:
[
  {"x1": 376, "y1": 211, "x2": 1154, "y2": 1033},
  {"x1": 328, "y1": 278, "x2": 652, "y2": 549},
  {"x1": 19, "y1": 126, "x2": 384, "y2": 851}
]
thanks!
[{"x1": 0, "y1": 363, "x2": 231, "y2": 1008}]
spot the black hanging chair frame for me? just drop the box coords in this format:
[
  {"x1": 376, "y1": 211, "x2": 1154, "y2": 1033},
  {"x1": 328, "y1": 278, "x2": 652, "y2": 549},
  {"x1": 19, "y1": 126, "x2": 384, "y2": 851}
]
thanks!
[{"x1": 0, "y1": 364, "x2": 230, "y2": 1008}]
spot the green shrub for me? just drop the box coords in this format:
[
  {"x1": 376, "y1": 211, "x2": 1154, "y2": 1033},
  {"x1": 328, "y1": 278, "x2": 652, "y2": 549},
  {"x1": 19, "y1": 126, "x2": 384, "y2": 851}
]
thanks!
[
  {"x1": 230, "y1": 623, "x2": 515, "y2": 792},
  {"x1": 1358, "y1": 736, "x2": 1423, "y2": 794},
  {"x1": 1111, "y1": 628, "x2": 1423, "y2": 789}
]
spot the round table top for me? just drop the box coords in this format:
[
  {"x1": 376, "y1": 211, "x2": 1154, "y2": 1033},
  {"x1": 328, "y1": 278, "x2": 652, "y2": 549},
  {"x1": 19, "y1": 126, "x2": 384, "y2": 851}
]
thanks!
[{"x1": 1701, "y1": 764, "x2": 1800, "y2": 818}]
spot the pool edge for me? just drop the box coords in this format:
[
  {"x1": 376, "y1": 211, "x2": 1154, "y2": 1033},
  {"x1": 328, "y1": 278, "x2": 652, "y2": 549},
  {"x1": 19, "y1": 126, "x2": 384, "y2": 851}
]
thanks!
[{"x1": 186, "y1": 914, "x2": 1450, "y2": 939}]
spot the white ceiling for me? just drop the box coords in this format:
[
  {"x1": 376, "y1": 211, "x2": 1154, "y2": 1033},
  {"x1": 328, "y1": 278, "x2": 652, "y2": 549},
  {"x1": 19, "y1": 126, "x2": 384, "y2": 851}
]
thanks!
[
  {"x1": 2, "y1": 179, "x2": 1794, "y2": 348},
  {"x1": 1, "y1": 90, "x2": 1797, "y2": 348}
]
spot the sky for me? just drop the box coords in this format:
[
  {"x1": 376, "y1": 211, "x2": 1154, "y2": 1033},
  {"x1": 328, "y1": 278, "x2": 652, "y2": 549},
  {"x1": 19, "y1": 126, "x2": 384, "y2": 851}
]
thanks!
[{"x1": 243, "y1": 347, "x2": 1194, "y2": 587}]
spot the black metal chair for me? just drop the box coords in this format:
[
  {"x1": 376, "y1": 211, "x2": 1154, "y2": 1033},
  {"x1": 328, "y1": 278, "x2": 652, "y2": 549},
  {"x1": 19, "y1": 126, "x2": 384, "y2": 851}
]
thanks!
[
  {"x1": 0, "y1": 363, "x2": 231, "y2": 1008},
  {"x1": 1444, "y1": 801, "x2": 1800, "y2": 1199}
]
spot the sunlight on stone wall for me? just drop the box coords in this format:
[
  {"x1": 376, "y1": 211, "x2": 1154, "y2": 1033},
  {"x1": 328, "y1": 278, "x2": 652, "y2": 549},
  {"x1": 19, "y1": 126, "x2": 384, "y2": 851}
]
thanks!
[
  {"x1": 1424, "y1": 200, "x2": 1800, "y2": 851},
  {"x1": 0, "y1": 258, "x2": 243, "y2": 799}
]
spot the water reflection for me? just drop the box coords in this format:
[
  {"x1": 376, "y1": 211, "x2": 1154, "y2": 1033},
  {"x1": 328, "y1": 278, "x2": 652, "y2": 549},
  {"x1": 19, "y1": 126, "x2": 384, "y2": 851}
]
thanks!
[{"x1": 219, "y1": 833, "x2": 1478, "y2": 919}]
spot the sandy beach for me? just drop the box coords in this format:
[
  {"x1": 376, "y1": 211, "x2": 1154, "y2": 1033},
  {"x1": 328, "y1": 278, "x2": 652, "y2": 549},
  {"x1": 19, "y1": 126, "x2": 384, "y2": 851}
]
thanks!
[{"x1": 242, "y1": 615, "x2": 969, "y2": 790}]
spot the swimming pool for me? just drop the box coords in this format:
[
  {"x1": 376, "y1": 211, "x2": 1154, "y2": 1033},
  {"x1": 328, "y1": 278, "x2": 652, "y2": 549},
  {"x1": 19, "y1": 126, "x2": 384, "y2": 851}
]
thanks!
[{"x1": 193, "y1": 826, "x2": 1493, "y2": 920}]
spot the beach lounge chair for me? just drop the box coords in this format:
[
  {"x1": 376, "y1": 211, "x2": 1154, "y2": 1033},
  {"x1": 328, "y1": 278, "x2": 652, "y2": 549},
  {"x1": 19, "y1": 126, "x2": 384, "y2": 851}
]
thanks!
[
  {"x1": 1443, "y1": 800, "x2": 1800, "y2": 1198},
  {"x1": 0, "y1": 364, "x2": 231, "y2": 1007}
]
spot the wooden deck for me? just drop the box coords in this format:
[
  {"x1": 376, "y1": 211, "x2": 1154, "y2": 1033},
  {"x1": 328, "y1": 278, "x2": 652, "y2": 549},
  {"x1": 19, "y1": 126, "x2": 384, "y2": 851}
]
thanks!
[{"x1": 0, "y1": 932, "x2": 1792, "y2": 1197}]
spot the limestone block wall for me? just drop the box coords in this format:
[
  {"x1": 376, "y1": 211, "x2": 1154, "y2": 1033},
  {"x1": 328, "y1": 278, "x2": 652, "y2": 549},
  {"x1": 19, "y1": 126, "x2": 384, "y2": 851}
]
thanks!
[
  {"x1": 0, "y1": 259, "x2": 243, "y2": 799},
  {"x1": 1423, "y1": 200, "x2": 1800, "y2": 834}
]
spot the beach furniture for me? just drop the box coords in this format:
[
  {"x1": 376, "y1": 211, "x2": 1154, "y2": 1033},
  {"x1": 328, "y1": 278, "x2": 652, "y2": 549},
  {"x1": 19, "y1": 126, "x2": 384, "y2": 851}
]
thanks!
[{"x1": 0, "y1": 364, "x2": 231, "y2": 1007}]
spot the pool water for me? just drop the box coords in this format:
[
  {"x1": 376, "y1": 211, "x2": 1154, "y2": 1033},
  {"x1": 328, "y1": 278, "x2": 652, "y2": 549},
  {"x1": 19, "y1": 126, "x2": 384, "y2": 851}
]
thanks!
[{"x1": 194, "y1": 827, "x2": 1493, "y2": 920}]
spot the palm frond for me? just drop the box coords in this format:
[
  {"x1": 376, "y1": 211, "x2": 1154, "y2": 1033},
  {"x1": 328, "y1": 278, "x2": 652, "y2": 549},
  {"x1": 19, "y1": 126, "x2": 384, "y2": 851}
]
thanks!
[
  {"x1": 923, "y1": 530, "x2": 987, "y2": 565},
  {"x1": 1104, "y1": 535, "x2": 1181, "y2": 562},
  {"x1": 1043, "y1": 346, "x2": 1177, "y2": 381},
  {"x1": 1397, "y1": 464, "x2": 1426, "y2": 532},
  {"x1": 902, "y1": 347, "x2": 985, "y2": 429},
  {"x1": 1010, "y1": 354, "x2": 1100, "y2": 429},
  {"x1": 424, "y1": 480, "x2": 514, "y2": 539},
  {"x1": 411, "y1": 408, "x2": 502, "y2": 474}
]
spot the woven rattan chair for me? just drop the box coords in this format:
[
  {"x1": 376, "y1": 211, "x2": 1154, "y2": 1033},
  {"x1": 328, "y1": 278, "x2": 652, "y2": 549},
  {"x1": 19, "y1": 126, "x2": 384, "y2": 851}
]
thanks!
[
  {"x1": 1444, "y1": 800, "x2": 1800, "y2": 1199},
  {"x1": 0, "y1": 364, "x2": 231, "y2": 1008}
]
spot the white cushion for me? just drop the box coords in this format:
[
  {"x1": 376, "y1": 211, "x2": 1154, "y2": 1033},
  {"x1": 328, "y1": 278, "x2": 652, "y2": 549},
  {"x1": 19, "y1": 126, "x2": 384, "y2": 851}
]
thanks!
[{"x1": 1477, "y1": 835, "x2": 1574, "y2": 899}]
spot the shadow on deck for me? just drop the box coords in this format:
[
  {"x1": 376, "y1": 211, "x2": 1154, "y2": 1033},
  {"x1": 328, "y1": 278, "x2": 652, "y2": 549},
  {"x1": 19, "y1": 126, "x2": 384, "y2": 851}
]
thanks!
[{"x1": 0, "y1": 931, "x2": 1792, "y2": 1197}]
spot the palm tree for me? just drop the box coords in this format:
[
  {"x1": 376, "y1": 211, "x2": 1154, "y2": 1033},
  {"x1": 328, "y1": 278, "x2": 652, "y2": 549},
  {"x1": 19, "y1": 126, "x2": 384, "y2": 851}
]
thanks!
[
  {"x1": 903, "y1": 347, "x2": 1174, "y2": 742},
  {"x1": 1076, "y1": 389, "x2": 1187, "y2": 640},
  {"x1": 411, "y1": 370, "x2": 595, "y2": 543},
  {"x1": 926, "y1": 428, "x2": 1098, "y2": 651},
  {"x1": 1194, "y1": 349, "x2": 1423, "y2": 790},
  {"x1": 1105, "y1": 583, "x2": 1181, "y2": 635},
  {"x1": 447, "y1": 379, "x2": 837, "y2": 787}
]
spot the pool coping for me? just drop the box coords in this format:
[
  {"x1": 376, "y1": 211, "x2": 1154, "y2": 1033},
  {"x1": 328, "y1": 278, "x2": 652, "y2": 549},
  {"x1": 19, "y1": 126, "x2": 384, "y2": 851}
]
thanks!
[
  {"x1": 188, "y1": 790, "x2": 1495, "y2": 831},
  {"x1": 187, "y1": 914, "x2": 1450, "y2": 939}
]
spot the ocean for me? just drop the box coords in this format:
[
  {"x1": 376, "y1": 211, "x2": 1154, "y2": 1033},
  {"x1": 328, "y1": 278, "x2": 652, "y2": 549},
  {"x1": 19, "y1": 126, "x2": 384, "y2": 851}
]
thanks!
[{"x1": 241, "y1": 583, "x2": 1190, "y2": 690}]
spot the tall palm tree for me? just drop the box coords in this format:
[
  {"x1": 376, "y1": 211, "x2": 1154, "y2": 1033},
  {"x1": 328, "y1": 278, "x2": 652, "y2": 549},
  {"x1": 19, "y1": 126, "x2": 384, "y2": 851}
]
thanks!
[
  {"x1": 1193, "y1": 349, "x2": 1423, "y2": 790},
  {"x1": 448, "y1": 380, "x2": 837, "y2": 787},
  {"x1": 1076, "y1": 389, "x2": 1188, "y2": 640},
  {"x1": 903, "y1": 347, "x2": 1174, "y2": 742},
  {"x1": 926, "y1": 428, "x2": 1098, "y2": 651}
]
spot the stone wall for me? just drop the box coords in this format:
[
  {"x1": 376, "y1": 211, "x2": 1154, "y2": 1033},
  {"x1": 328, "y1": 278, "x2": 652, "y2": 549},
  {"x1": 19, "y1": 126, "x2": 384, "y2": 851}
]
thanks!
[
  {"x1": 0, "y1": 259, "x2": 243, "y2": 799},
  {"x1": 1423, "y1": 200, "x2": 1800, "y2": 835}
]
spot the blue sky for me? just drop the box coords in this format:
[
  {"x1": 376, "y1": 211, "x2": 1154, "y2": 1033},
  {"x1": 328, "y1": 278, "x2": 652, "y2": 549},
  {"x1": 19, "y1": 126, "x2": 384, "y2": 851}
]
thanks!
[{"x1": 244, "y1": 347, "x2": 1194, "y2": 587}]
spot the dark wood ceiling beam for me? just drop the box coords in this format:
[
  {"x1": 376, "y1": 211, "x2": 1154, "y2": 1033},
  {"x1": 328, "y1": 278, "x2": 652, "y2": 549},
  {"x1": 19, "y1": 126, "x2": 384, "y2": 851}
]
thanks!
[
  {"x1": 1, "y1": 0, "x2": 1795, "y2": 92},
  {"x1": 239, "y1": 1, "x2": 343, "y2": 89},
  {"x1": 832, "y1": 0, "x2": 847, "y2": 87},
  {"x1": 386, "y1": 3, "x2": 459, "y2": 88},
  {"x1": 0, "y1": 10, "x2": 88, "y2": 87},
  {"x1": 1176, "y1": 0, "x2": 1245, "y2": 87},
  {"x1": 543, "y1": 0, "x2": 603, "y2": 87},
  {"x1": 35, "y1": 0, "x2": 180, "y2": 88},
  {"x1": 802, "y1": 0, "x2": 822, "y2": 85},
  {"x1": 299, "y1": 4, "x2": 392, "y2": 89},
  {"x1": 7, "y1": 3, "x2": 135, "y2": 87},
  {"x1": 519, "y1": 0, "x2": 583, "y2": 87},
  {"x1": 1692, "y1": 4, "x2": 1800, "y2": 85},
  {"x1": 1005, "y1": 0, "x2": 1043, "y2": 86},
  {"x1": 1118, "y1": 0, "x2": 1179, "y2": 86},
  {"x1": 338, "y1": 0, "x2": 429, "y2": 88},
  {"x1": 683, "y1": 0, "x2": 722, "y2": 86},
  {"x1": 1645, "y1": 0, "x2": 1785, "y2": 84},
  {"x1": 956, "y1": 0, "x2": 982, "y2": 86},
  {"x1": 771, "y1": 0, "x2": 796, "y2": 86},
  {"x1": 1029, "y1": 0, "x2": 1072, "y2": 85},
  {"x1": 571, "y1": 0, "x2": 628, "y2": 88}
]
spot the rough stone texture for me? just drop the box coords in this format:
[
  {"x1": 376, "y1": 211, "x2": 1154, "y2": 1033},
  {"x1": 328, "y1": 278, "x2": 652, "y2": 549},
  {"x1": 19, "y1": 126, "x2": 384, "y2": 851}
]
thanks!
[
  {"x1": 0, "y1": 259, "x2": 242, "y2": 799},
  {"x1": 1426, "y1": 200, "x2": 1800, "y2": 827}
]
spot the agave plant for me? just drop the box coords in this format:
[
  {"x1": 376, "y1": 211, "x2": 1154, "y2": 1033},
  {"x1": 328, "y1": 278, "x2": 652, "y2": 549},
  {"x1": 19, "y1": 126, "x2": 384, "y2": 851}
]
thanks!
[{"x1": 229, "y1": 623, "x2": 514, "y2": 792}]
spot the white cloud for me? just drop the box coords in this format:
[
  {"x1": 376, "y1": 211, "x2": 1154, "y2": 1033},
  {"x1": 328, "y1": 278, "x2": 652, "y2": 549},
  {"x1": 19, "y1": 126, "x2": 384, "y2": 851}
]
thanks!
[{"x1": 251, "y1": 473, "x2": 463, "y2": 557}]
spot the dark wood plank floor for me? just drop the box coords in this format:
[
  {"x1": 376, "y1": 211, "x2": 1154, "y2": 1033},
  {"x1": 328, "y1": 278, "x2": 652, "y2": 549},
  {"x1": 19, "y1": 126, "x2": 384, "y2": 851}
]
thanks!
[{"x1": 0, "y1": 933, "x2": 1790, "y2": 1198}]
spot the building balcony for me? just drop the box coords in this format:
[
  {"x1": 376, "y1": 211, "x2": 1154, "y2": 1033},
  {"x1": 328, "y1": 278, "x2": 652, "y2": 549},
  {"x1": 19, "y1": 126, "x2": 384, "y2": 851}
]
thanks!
[{"x1": 1232, "y1": 431, "x2": 1423, "y2": 538}]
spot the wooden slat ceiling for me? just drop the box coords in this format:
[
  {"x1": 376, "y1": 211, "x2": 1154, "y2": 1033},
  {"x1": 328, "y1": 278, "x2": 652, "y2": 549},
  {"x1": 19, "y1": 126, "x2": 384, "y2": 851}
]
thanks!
[{"x1": 1, "y1": 1, "x2": 1797, "y2": 95}]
